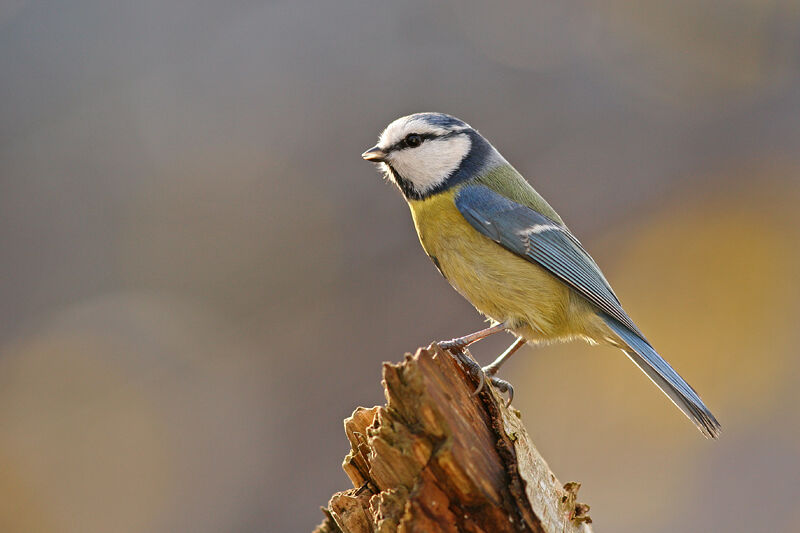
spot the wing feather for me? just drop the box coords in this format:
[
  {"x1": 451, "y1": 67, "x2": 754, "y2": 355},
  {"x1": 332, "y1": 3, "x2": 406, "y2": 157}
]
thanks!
[{"x1": 455, "y1": 184, "x2": 643, "y2": 337}]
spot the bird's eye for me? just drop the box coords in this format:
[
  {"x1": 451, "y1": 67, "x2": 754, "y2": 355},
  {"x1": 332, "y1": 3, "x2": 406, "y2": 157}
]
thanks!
[{"x1": 405, "y1": 133, "x2": 422, "y2": 148}]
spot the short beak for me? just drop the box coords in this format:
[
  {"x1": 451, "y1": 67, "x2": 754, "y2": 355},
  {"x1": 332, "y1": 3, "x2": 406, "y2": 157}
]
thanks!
[{"x1": 361, "y1": 146, "x2": 387, "y2": 163}]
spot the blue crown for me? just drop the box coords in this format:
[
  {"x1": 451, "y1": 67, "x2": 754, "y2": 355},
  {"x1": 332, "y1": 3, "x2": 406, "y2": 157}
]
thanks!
[{"x1": 411, "y1": 112, "x2": 469, "y2": 130}]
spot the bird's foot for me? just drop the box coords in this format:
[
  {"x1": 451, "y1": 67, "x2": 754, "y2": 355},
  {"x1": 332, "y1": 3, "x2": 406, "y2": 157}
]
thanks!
[
  {"x1": 438, "y1": 337, "x2": 468, "y2": 352},
  {"x1": 439, "y1": 345, "x2": 488, "y2": 397},
  {"x1": 472, "y1": 367, "x2": 514, "y2": 407},
  {"x1": 438, "y1": 341, "x2": 515, "y2": 408},
  {"x1": 443, "y1": 345, "x2": 482, "y2": 377},
  {"x1": 486, "y1": 376, "x2": 514, "y2": 407}
]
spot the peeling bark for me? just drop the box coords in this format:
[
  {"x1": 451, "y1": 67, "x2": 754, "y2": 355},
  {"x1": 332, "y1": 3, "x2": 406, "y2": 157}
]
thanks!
[{"x1": 314, "y1": 345, "x2": 593, "y2": 533}]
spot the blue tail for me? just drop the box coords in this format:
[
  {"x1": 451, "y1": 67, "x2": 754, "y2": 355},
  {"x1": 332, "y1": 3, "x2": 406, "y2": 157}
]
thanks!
[{"x1": 601, "y1": 314, "x2": 721, "y2": 439}]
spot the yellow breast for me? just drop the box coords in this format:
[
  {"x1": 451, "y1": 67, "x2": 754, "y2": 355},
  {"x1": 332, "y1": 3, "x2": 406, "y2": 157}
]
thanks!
[{"x1": 408, "y1": 189, "x2": 591, "y2": 341}]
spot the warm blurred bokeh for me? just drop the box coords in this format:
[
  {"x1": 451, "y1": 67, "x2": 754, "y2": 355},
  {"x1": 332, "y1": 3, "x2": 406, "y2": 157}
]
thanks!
[{"x1": 1, "y1": 2, "x2": 799, "y2": 532}]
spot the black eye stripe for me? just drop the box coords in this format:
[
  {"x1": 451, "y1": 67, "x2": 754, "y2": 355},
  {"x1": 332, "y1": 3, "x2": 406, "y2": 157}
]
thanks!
[{"x1": 385, "y1": 131, "x2": 462, "y2": 153}]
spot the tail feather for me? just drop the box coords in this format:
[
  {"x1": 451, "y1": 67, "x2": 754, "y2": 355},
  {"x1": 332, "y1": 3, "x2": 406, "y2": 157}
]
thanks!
[{"x1": 601, "y1": 314, "x2": 721, "y2": 439}]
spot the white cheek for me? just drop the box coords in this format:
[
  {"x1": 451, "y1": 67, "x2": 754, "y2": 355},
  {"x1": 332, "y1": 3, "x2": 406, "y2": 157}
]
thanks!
[{"x1": 389, "y1": 136, "x2": 471, "y2": 193}]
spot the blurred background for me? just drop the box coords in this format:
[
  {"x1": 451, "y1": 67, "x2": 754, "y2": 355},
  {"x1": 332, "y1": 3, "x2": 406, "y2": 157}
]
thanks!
[{"x1": 1, "y1": 1, "x2": 799, "y2": 532}]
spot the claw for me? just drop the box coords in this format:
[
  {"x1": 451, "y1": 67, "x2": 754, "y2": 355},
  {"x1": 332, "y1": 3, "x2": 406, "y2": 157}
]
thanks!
[
  {"x1": 489, "y1": 377, "x2": 515, "y2": 407},
  {"x1": 471, "y1": 370, "x2": 486, "y2": 397}
]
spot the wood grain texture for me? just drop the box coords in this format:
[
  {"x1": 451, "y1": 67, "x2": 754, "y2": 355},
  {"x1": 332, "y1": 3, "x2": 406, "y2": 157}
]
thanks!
[{"x1": 314, "y1": 345, "x2": 593, "y2": 533}]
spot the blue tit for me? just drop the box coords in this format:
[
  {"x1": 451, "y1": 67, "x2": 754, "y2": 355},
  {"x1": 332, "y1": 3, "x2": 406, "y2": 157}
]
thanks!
[{"x1": 362, "y1": 112, "x2": 720, "y2": 439}]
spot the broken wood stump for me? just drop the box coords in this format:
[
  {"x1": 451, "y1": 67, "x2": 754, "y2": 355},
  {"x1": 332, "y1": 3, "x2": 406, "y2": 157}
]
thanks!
[{"x1": 314, "y1": 345, "x2": 592, "y2": 533}]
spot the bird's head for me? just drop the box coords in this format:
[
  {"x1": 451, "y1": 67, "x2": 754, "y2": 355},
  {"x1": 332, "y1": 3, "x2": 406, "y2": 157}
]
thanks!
[{"x1": 362, "y1": 112, "x2": 502, "y2": 200}]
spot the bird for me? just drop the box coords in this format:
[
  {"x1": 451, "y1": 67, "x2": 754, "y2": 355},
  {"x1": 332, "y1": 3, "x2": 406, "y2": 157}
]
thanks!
[{"x1": 361, "y1": 112, "x2": 721, "y2": 439}]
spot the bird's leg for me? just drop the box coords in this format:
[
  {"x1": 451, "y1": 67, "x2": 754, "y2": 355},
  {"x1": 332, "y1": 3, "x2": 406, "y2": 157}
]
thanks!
[
  {"x1": 472, "y1": 337, "x2": 525, "y2": 406},
  {"x1": 483, "y1": 337, "x2": 526, "y2": 377},
  {"x1": 437, "y1": 322, "x2": 508, "y2": 351}
]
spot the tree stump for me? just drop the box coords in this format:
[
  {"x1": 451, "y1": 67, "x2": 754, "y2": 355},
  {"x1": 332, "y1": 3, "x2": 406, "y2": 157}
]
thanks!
[{"x1": 314, "y1": 345, "x2": 593, "y2": 533}]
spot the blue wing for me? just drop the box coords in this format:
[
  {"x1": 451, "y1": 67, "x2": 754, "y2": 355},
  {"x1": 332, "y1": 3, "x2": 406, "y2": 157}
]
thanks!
[
  {"x1": 455, "y1": 184, "x2": 721, "y2": 438},
  {"x1": 454, "y1": 184, "x2": 642, "y2": 337}
]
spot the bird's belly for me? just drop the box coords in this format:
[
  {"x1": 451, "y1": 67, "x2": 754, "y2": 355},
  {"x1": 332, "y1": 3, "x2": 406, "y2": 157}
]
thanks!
[{"x1": 409, "y1": 191, "x2": 588, "y2": 342}]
